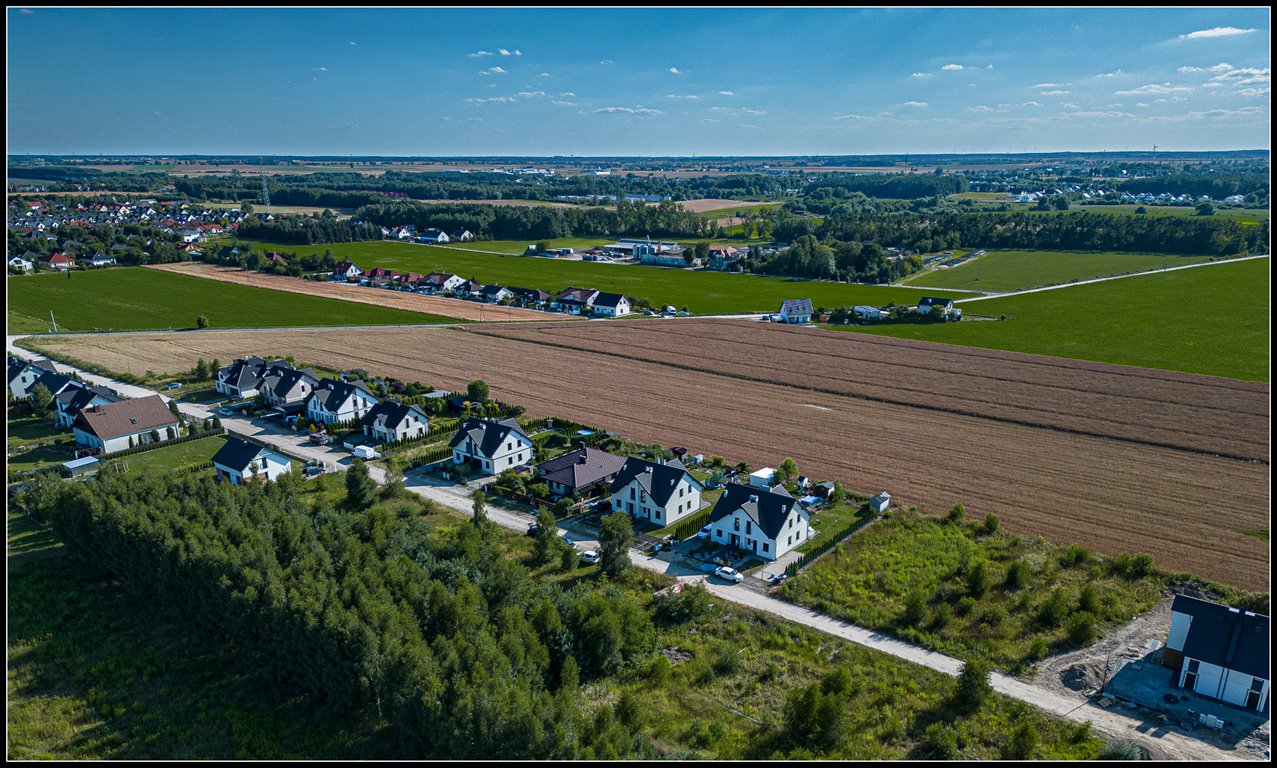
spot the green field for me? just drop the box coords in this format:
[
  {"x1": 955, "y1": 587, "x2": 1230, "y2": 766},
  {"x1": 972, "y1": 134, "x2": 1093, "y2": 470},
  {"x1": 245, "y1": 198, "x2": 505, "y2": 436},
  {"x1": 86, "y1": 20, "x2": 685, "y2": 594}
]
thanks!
[
  {"x1": 6, "y1": 269, "x2": 460, "y2": 333},
  {"x1": 835, "y1": 258, "x2": 1269, "y2": 381},
  {"x1": 444, "y1": 237, "x2": 614, "y2": 255},
  {"x1": 116, "y1": 435, "x2": 229, "y2": 475},
  {"x1": 242, "y1": 240, "x2": 961, "y2": 314},
  {"x1": 1074, "y1": 204, "x2": 1269, "y2": 224},
  {"x1": 692, "y1": 203, "x2": 783, "y2": 218},
  {"x1": 900, "y1": 249, "x2": 1215, "y2": 293}
]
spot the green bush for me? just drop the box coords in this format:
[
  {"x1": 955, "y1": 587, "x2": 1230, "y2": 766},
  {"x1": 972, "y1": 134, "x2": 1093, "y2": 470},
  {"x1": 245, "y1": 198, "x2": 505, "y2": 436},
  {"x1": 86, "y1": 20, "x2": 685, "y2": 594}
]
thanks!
[
  {"x1": 1037, "y1": 588, "x2": 1070, "y2": 629},
  {"x1": 1099, "y1": 740, "x2": 1142, "y2": 760},
  {"x1": 1004, "y1": 722, "x2": 1039, "y2": 759},
  {"x1": 924, "y1": 721, "x2": 958, "y2": 759},
  {"x1": 1003, "y1": 560, "x2": 1030, "y2": 590},
  {"x1": 1067, "y1": 612, "x2": 1097, "y2": 646}
]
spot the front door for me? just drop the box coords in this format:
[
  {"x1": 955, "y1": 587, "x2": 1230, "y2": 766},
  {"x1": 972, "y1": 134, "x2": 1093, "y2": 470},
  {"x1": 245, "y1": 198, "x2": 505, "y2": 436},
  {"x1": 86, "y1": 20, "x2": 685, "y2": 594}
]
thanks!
[{"x1": 731, "y1": 534, "x2": 740, "y2": 547}]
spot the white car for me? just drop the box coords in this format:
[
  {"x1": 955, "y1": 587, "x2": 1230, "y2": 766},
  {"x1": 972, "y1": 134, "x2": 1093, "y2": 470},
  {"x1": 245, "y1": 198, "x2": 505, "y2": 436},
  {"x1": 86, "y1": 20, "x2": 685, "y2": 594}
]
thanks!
[
  {"x1": 715, "y1": 566, "x2": 744, "y2": 583},
  {"x1": 696, "y1": 525, "x2": 713, "y2": 540},
  {"x1": 579, "y1": 550, "x2": 601, "y2": 564}
]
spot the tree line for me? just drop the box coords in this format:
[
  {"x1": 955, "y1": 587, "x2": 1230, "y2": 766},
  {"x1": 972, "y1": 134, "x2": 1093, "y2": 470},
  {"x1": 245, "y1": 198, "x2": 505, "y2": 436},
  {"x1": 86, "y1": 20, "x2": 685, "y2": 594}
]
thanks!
[{"x1": 29, "y1": 470, "x2": 662, "y2": 758}]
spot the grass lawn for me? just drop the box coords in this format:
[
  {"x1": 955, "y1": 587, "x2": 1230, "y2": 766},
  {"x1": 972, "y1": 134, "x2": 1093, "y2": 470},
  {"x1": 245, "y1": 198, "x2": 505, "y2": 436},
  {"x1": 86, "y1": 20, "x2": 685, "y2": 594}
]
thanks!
[
  {"x1": 899, "y1": 249, "x2": 1215, "y2": 293},
  {"x1": 1072, "y1": 204, "x2": 1269, "y2": 224},
  {"x1": 778, "y1": 508, "x2": 1166, "y2": 671},
  {"x1": 692, "y1": 203, "x2": 783, "y2": 218},
  {"x1": 241, "y1": 239, "x2": 963, "y2": 315},
  {"x1": 444, "y1": 237, "x2": 614, "y2": 255},
  {"x1": 7, "y1": 415, "x2": 77, "y2": 472},
  {"x1": 115, "y1": 435, "x2": 228, "y2": 475},
  {"x1": 799, "y1": 499, "x2": 872, "y2": 555},
  {"x1": 7, "y1": 268, "x2": 459, "y2": 333},
  {"x1": 829, "y1": 257, "x2": 1269, "y2": 381}
]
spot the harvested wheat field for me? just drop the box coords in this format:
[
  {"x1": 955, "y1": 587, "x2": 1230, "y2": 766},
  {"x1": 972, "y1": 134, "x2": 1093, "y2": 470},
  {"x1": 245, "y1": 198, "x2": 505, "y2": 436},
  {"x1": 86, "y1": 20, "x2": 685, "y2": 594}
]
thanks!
[
  {"x1": 144, "y1": 262, "x2": 578, "y2": 323},
  {"x1": 677, "y1": 199, "x2": 776, "y2": 213},
  {"x1": 30, "y1": 319, "x2": 1269, "y2": 588}
]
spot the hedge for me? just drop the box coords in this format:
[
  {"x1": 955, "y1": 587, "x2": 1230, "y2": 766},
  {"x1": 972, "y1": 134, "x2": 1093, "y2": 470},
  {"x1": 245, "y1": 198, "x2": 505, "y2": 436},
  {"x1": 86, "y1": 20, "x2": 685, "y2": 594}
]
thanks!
[{"x1": 101, "y1": 427, "x2": 226, "y2": 460}]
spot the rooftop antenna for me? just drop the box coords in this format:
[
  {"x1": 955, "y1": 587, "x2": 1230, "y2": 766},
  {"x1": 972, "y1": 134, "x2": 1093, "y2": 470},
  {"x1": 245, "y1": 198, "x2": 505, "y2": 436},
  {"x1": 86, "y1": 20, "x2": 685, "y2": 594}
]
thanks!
[{"x1": 1152, "y1": 144, "x2": 1158, "y2": 154}]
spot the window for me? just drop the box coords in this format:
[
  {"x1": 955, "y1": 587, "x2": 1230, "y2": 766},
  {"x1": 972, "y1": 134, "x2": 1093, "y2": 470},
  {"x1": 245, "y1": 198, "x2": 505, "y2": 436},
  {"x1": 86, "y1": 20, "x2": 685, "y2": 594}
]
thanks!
[
  {"x1": 745, "y1": 521, "x2": 752, "y2": 535},
  {"x1": 630, "y1": 487, "x2": 636, "y2": 500},
  {"x1": 1184, "y1": 659, "x2": 1200, "y2": 691},
  {"x1": 787, "y1": 535, "x2": 792, "y2": 546},
  {"x1": 762, "y1": 543, "x2": 769, "y2": 553},
  {"x1": 1246, "y1": 678, "x2": 1264, "y2": 709},
  {"x1": 733, "y1": 518, "x2": 740, "y2": 531}
]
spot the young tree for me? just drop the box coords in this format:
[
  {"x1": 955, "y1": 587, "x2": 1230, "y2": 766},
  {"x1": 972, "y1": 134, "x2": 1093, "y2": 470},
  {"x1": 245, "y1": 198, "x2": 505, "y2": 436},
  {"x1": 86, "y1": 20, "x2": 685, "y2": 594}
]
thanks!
[
  {"x1": 597, "y1": 511, "x2": 633, "y2": 577},
  {"x1": 471, "y1": 489, "x2": 487, "y2": 527},
  {"x1": 194, "y1": 358, "x2": 210, "y2": 380},
  {"x1": 953, "y1": 659, "x2": 991, "y2": 714},
  {"x1": 776, "y1": 457, "x2": 799, "y2": 486},
  {"x1": 467, "y1": 379, "x2": 490, "y2": 403},
  {"x1": 168, "y1": 399, "x2": 182, "y2": 420},
  {"x1": 533, "y1": 506, "x2": 558, "y2": 563},
  {"x1": 382, "y1": 457, "x2": 404, "y2": 499},
  {"x1": 149, "y1": 428, "x2": 161, "y2": 444},
  {"x1": 29, "y1": 383, "x2": 53, "y2": 413},
  {"x1": 196, "y1": 314, "x2": 209, "y2": 329},
  {"x1": 345, "y1": 457, "x2": 377, "y2": 511}
]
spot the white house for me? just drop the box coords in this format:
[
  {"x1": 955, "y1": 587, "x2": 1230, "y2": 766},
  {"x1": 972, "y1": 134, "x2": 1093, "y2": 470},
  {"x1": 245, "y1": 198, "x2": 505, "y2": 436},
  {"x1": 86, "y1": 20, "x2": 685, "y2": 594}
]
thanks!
[
  {"x1": 869, "y1": 491, "x2": 891, "y2": 514},
  {"x1": 84, "y1": 252, "x2": 117, "y2": 267},
  {"x1": 778, "y1": 299, "x2": 813, "y2": 325},
  {"x1": 260, "y1": 367, "x2": 320, "y2": 412},
  {"x1": 72, "y1": 395, "x2": 180, "y2": 453},
  {"x1": 592, "y1": 292, "x2": 631, "y2": 317},
  {"x1": 215, "y1": 357, "x2": 276, "y2": 398},
  {"x1": 918, "y1": 296, "x2": 955, "y2": 317},
  {"x1": 705, "y1": 482, "x2": 812, "y2": 561},
  {"x1": 333, "y1": 261, "x2": 363, "y2": 280},
  {"x1": 479, "y1": 285, "x2": 514, "y2": 303},
  {"x1": 53, "y1": 383, "x2": 121, "y2": 428},
  {"x1": 1164, "y1": 594, "x2": 1269, "y2": 712},
  {"x1": 212, "y1": 435, "x2": 293, "y2": 485},
  {"x1": 449, "y1": 417, "x2": 533, "y2": 475},
  {"x1": 419, "y1": 228, "x2": 450, "y2": 243},
  {"x1": 450, "y1": 229, "x2": 475, "y2": 242},
  {"x1": 305, "y1": 378, "x2": 380, "y2": 424},
  {"x1": 423, "y1": 272, "x2": 466, "y2": 293},
  {"x1": 609, "y1": 457, "x2": 704, "y2": 527},
  {"x1": 361, "y1": 400, "x2": 430, "y2": 444},
  {"x1": 8, "y1": 256, "x2": 33, "y2": 272},
  {"x1": 8, "y1": 357, "x2": 65, "y2": 400}
]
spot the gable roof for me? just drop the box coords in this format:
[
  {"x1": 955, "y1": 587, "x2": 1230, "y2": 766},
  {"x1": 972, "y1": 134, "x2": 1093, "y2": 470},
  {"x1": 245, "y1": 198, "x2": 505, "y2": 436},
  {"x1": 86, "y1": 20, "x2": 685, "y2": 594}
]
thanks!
[
  {"x1": 609, "y1": 456, "x2": 700, "y2": 507},
  {"x1": 593, "y1": 292, "x2": 628, "y2": 308},
  {"x1": 449, "y1": 417, "x2": 530, "y2": 457},
  {"x1": 507, "y1": 286, "x2": 550, "y2": 302},
  {"x1": 1172, "y1": 594, "x2": 1269, "y2": 680},
  {"x1": 555, "y1": 286, "x2": 599, "y2": 303},
  {"x1": 263, "y1": 366, "x2": 318, "y2": 399},
  {"x1": 74, "y1": 395, "x2": 178, "y2": 441},
  {"x1": 708, "y1": 482, "x2": 804, "y2": 540},
  {"x1": 537, "y1": 446, "x2": 627, "y2": 492},
  {"x1": 919, "y1": 296, "x2": 954, "y2": 308},
  {"x1": 307, "y1": 378, "x2": 377, "y2": 411},
  {"x1": 361, "y1": 400, "x2": 429, "y2": 432},
  {"x1": 779, "y1": 298, "x2": 813, "y2": 315},
  {"x1": 55, "y1": 384, "x2": 121, "y2": 413},
  {"x1": 211, "y1": 435, "x2": 271, "y2": 473}
]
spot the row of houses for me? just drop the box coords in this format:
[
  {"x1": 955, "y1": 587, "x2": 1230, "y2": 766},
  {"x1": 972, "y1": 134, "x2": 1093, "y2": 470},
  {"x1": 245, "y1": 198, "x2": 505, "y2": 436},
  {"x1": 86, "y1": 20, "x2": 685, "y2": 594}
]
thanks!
[
  {"x1": 11, "y1": 198, "x2": 245, "y2": 241},
  {"x1": 216, "y1": 357, "x2": 432, "y2": 444},
  {"x1": 9, "y1": 248, "x2": 118, "y2": 273},
  {"x1": 331, "y1": 262, "x2": 634, "y2": 317},
  {"x1": 447, "y1": 418, "x2": 816, "y2": 562},
  {"x1": 379, "y1": 224, "x2": 475, "y2": 243}
]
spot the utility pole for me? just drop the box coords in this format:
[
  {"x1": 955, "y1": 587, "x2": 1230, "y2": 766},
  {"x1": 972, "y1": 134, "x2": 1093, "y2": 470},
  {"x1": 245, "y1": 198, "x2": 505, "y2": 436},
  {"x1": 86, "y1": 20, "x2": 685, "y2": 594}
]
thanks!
[{"x1": 50, "y1": 310, "x2": 58, "y2": 333}]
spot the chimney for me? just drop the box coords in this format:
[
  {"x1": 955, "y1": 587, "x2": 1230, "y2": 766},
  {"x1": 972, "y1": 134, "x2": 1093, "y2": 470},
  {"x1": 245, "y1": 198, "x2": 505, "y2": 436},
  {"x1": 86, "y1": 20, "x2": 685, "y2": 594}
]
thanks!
[
  {"x1": 578, "y1": 450, "x2": 588, "y2": 464},
  {"x1": 749, "y1": 495, "x2": 758, "y2": 503}
]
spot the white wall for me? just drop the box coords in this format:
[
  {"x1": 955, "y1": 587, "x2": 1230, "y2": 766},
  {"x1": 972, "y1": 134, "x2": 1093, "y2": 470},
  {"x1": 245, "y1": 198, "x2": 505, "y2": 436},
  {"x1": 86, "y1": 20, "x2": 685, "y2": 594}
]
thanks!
[
  {"x1": 1167, "y1": 612, "x2": 1192, "y2": 651},
  {"x1": 613, "y1": 477, "x2": 700, "y2": 526}
]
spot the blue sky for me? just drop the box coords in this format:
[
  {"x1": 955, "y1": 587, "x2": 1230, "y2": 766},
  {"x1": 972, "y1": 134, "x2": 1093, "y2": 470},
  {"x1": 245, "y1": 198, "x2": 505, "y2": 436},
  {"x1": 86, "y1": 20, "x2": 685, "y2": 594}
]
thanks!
[{"x1": 6, "y1": 7, "x2": 1270, "y2": 155}]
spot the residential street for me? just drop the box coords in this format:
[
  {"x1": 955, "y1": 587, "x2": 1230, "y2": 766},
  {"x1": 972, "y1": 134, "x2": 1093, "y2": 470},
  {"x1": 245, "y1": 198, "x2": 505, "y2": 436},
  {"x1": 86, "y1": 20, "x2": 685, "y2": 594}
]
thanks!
[{"x1": 7, "y1": 342, "x2": 1263, "y2": 761}]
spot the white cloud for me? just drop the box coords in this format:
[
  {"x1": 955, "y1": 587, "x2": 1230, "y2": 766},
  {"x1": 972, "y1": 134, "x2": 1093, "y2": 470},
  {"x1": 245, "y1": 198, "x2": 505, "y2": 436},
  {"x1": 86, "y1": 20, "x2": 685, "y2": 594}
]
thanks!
[
  {"x1": 1154, "y1": 97, "x2": 1189, "y2": 103},
  {"x1": 349, "y1": 41, "x2": 357, "y2": 46},
  {"x1": 901, "y1": 101, "x2": 928, "y2": 108},
  {"x1": 718, "y1": 90, "x2": 734, "y2": 95},
  {"x1": 594, "y1": 106, "x2": 663, "y2": 115},
  {"x1": 469, "y1": 50, "x2": 495, "y2": 58},
  {"x1": 1095, "y1": 70, "x2": 1122, "y2": 78},
  {"x1": 1115, "y1": 83, "x2": 1194, "y2": 95},
  {"x1": 832, "y1": 114, "x2": 866, "y2": 120},
  {"x1": 1212, "y1": 67, "x2": 1269, "y2": 82},
  {"x1": 701, "y1": 118, "x2": 720, "y2": 124},
  {"x1": 967, "y1": 105, "x2": 993, "y2": 112},
  {"x1": 551, "y1": 100, "x2": 579, "y2": 107},
  {"x1": 312, "y1": 66, "x2": 328, "y2": 72},
  {"x1": 1032, "y1": 83, "x2": 1062, "y2": 88},
  {"x1": 558, "y1": 91, "x2": 575, "y2": 97},
  {"x1": 1061, "y1": 110, "x2": 1135, "y2": 119},
  {"x1": 514, "y1": 91, "x2": 545, "y2": 98},
  {"x1": 1040, "y1": 90, "x2": 1071, "y2": 95},
  {"x1": 942, "y1": 64, "x2": 964, "y2": 71},
  {"x1": 1136, "y1": 102, "x2": 1151, "y2": 108},
  {"x1": 911, "y1": 72, "x2": 931, "y2": 78},
  {"x1": 600, "y1": 59, "x2": 613, "y2": 65},
  {"x1": 740, "y1": 107, "x2": 766, "y2": 115},
  {"x1": 481, "y1": 66, "x2": 508, "y2": 75},
  {"x1": 1179, "y1": 63, "x2": 1233, "y2": 73},
  {"x1": 19, "y1": 8, "x2": 34, "y2": 14},
  {"x1": 538, "y1": 72, "x2": 551, "y2": 77},
  {"x1": 1202, "y1": 82, "x2": 1224, "y2": 88},
  {"x1": 1179, "y1": 27, "x2": 1256, "y2": 40},
  {"x1": 466, "y1": 96, "x2": 515, "y2": 103},
  {"x1": 1022, "y1": 101, "x2": 1042, "y2": 107},
  {"x1": 739, "y1": 124, "x2": 765, "y2": 130},
  {"x1": 498, "y1": 49, "x2": 522, "y2": 56},
  {"x1": 667, "y1": 94, "x2": 700, "y2": 99},
  {"x1": 1237, "y1": 87, "x2": 1270, "y2": 96},
  {"x1": 1060, "y1": 102, "x2": 1080, "y2": 109},
  {"x1": 668, "y1": 67, "x2": 683, "y2": 74}
]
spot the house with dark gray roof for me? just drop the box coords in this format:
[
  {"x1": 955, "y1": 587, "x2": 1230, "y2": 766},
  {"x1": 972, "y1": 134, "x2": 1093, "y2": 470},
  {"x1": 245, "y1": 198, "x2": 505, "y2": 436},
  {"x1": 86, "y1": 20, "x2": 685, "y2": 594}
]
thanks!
[
  {"x1": 591, "y1": 292, "x2": 631, "y2": 317},
  {"x1": 608, "y1": 456, "x2": 704, "y2": 527},
  {"x1": 260, "y1": 366, "x2": 320, "y2": 412},
  {"x1": 705, "y1": 482, "x2": 812, "y2": 561},
  {"x1": 449, "y1": 417, "x2": 533, "y2": 475},
  {"x1": 507, "y1": 286, "x2": 550, "y2": 305},
  {"x1": 8, "y1": 356, "x2": 65, "y2": 400},
  {"x1": 537, "y1": 446, "x2": 627, "y2": 497},
  {"x1": 1165, "y1": 594, "x2": 1269, "y2": 712},
  {"x1": 212, "y1": 435, "x2": 292, "y2": 485},
  {"x1": 361, "y1": 400, "x2": 430, "y2": 444},
  {"x1": 53, "y1": 383, "x2": 122, "y2": 428},
  {"x1": 305, "y1": 378, "x2": 380, "y2": 424},
  {"x1": 918, "y1": 296, "x2": 956, "y2": 316}
]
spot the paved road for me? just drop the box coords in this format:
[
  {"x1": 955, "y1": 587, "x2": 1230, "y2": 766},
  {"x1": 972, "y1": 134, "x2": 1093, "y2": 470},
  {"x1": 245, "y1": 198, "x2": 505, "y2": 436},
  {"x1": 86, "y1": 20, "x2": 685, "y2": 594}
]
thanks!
[
  {"x1": 8, "y1": 346, "x2": 1256, "y2": 760},
  {"x1": 952, "y1": 254, "x2": 1269, "y2": 304}
]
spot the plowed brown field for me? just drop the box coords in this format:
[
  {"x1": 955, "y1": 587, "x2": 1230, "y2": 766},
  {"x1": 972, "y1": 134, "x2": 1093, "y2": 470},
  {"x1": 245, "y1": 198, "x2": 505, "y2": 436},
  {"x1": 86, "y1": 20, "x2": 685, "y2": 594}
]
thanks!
[
  {"x1": 29, "y1": 319, "x2": 1269, "y2": 589},
  {"x1": 143, "y1": 263, "x2": 578, "y2": 323}
]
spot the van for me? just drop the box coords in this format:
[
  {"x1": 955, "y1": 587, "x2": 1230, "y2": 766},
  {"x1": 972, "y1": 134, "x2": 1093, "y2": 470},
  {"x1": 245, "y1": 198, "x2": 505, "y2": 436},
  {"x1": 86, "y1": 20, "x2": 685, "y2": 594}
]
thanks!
[{"x1": 352, "y1": 445, "x2": 378, "y2": 460}]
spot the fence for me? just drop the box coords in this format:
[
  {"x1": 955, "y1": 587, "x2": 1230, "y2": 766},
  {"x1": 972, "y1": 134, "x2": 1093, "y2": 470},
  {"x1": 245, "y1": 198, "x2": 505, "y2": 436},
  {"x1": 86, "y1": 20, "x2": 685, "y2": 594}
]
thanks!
[
  {"x1": 670, "y1": 509, "x2": 713, "y2": 543},
  {"x1": 783, "y1": 510, "x2": 875, "y2": 577},
  {"x1": 173, "y1": 460, "x2": 214, "y2": 476},
  {"x1": 404, "y1": 444, "x2": 453, "y2": 470},
  {"x1": 100, "y1": 427, "x2": 227, "y2": 460}
]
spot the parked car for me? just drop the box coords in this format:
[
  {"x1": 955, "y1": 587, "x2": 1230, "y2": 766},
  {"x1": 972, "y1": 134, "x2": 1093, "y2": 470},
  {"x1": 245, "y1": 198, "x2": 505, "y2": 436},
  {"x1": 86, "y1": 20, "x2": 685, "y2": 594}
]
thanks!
[
  {"x1": 217, "y1": 407, "x2": 238, "y2": 416},
  {"x1": 769, "y1": 573, "x2": 788, "y2": 586},
  {"x1": 696, "y1": 524, "x2": 714, "y2": 540},
  {"x1": 162, "y1": 382, "x2": 182, "y2": 391},
  {"x1": 303, "y1": 465, "x2": 324, "y2": 478},
  {"x1": 714, "y1": 566, "x2": 744, "y2": 583},
  {"x1": 579, "y1": 550, "x2": 600, "y2": 564},
  {"x1": 527, "y1": 521, "x2": 540, "y2": 537},
  {"x1": 308, "y1": 432, "x2": 332, "y2": 445},
  {"x1": 649, "y1": 542, "x2": 663, "y2": 553},
  {"x1": 675, "y1": 311, "x2": 690, "y2": 317}
]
